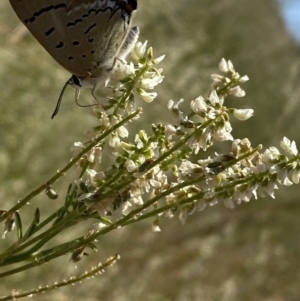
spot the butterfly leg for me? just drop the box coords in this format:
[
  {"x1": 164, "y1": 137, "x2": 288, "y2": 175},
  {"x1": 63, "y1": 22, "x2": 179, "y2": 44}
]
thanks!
[
  {"x1": 92, "y1": 82, "x2": 104, "y2": 102},
  {"x1": 91, "y1": 82, "x2": 111, "y2": 109}
]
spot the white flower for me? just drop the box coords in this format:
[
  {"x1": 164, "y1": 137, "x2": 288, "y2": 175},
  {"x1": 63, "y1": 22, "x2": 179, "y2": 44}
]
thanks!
[
  {"x1": 128, "y1": 182, "x2": 144, "y2": 205},
  {"x1": 85, "y1": 169, "x2": 105, "y2": 186},
  {"x1": 219, "y1": 58, "x2": 229, "y2": 72},
  {"x1": 292, "y1": 169, "x2": 300, "y2": 184},
  {"x1": 178, "y1": 160, "x2": 201, "y2": 179},
  {"x1": 140, "y1": 76, "x2": 164, "y2": 90},
  {"x1": 165, "y1": 124, "x2": 177, "y2": 141},
  {"x1": 233, "y1": 185, "x2": 257, "y2": 203},
  {"x1": 168, "y1": 99, "x2": 183, "y2": 110},
  {"x1": 258, "y1": 181, "x2": 278, "y2": 199},
  {"x1": 125, "y1": 159, "x2": 139, "y2": 172},
  {"x1": 224, "y1": 120, "x2": 233, "y2": 132},
  {"x1": 189, "y1": 127, "x2": 212, "y2": 153},
  {"x1": 113, "y1": 61, "x2": 135, "y2": 80},
  {"x1": 139, "y1": 89, "x2": 157, "y2": 102},
  {"x1": 219, "y1": 58, "x2": 235, "y2": 73},
  {"x1": 153, "y1": 55, "x2": 165, "y2": 65},
  {"x1": 130, "y1": 195, "x2": 143, "y2": 205},
  {"x1": 281, "y1": 176, "x2": 293, "y2": 186},
  {"x1": 239, "y1": 75, "x2": 249, "y2": 83},
  {"x1": 87, "y1": 148, "x2": 95, "y2": 163},
  {"x1": 152, "y1": 223, "x2": 161, "y2": 232},
  {"x1": 116, "y1": 125, "x2": 129, "y2": 138},
  {"x1": 208, "y1": 90, "x2": 224, "y2": 106},
  {"x1": 261, "y1": 147, "x2": 280, "y2": 162},
  {"x1": 149, "y1": 178, "x2": 161, "y2": 187},
  {"x1": 213, "y1": 125, "x2": 233, "y2": 142},
  {"x1": 132, "y1": 40, "x2": 148, "y2": 60},
  {"x1": 229, "y1": 86, "x2": 246, "y2": 97},
  {"x1": 70, "y1": 141, "x2": 84, "y2": 155},
  {"x1": 168, "y1": 99, "x2": 184, "y2": 123},
  {"x1": 233, "y1": 109, "x2": 254, "y2": 121},
  {"x1": 231, "y1": 138, "x2": 252, "y2": 157},
  {"x1": 134, "y1": 133, "x2": 146, "y2": 149},
  {"x1": 165, "y1": 191, "x2": 178, "y2": 204},
  {"x1": 206, "y1": 108, "x2": 217, "y2": 119},
  {"x1": 277, "y1": 169, "x2": 293, "y2": 186},
  {"x1": 109, "y1": 135, "x2": 121, "y2": 148},
  {"x1": 227, "y1": 60, "x2": 235, "y2": 73},
  {"x1": 211, "y1": 73, "x2": 224, "y2": 83},
  {"x1": 143, "y1": 71, "x2": 157, "y2": 79},
  {"x1": 280, "y1": 137, "x2": 298, "y2": 156},
  {"x1": 190, "y1": 96, "x2": 207, "y2": 113}
]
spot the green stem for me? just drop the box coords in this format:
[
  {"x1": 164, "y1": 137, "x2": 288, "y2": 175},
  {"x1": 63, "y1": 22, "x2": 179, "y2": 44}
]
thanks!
[
  {"x1": 112, "y1": 64, "x2": 148, "y2": 115},
  {"x1": 0, "y1": 205, "x2": 88, "y2": 266},
  {"x1": 94, "y1": 117, "x2": 216, "y2": 201},
  {"x1": 0, "y1": 148, "x2": 264, "y2": 276},
  {"x1": 0, "y1": 254, "x2": 120, "y2": 300},
  {"x1": 0, "y1": 109, "x2": 141, "y2": 223}
]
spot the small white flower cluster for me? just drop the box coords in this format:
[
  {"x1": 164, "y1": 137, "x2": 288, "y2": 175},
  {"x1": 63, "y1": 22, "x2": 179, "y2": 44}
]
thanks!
[
  {"x1": 110, "y1": 40, "x2": 164, "y2": 104},
  {"x1": 173, "y1": 137, "x2": 300, "y2": 224},
  {"x1": 132, "y1": 41, "x2": 165, "y2": 102},
  {"x1": 168, "y1": 59, "x2": 252, "y2": 153},
  {"x1": 69, "y1": 41, "x2": 166, "y2": 166},
  {"x1": 213, "y1": 58, "x2": 249, "y2": 93},
  {"x1": 76, "y1": 126, "x2": 169, "y2": 220},
  {"x1": 70, "y1": 142, "x2": 103, "y2": 167},
  {"x1": 67, "y1": 51, "x2": 300, "y2": 230}
]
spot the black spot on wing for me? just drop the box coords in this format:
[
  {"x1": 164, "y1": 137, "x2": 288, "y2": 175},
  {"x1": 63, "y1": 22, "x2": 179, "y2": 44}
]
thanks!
[
  {"x1": 24, "y1": 3, "x2": 66, "y2": 24},
  {"x1": 66, "y1": 7, "x2": 111, "y2": 29},
  {"x1": 45, "y1": 27, "x2": 55, "y2": 36},
  {"x1": 67, "y1": 22, "x2": 75, "y2": 28},
  {"x1": 74, "y1": 18, "x2": 82, "y2": 24},
  {"x1": 67, "y1": 18, "x2": 83, "y2": 27},
  {"x1": 56, "y1": 41, "x2": 64, "y2": 48},
  {"x1": 84, "y1": 24, "x2": 96, "y2": 35}
]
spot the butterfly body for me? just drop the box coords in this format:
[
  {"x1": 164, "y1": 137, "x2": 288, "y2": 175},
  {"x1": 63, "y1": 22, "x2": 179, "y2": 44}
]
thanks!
[{"x1": 9, "y1": 0, "x2": 138, "y2": 116}]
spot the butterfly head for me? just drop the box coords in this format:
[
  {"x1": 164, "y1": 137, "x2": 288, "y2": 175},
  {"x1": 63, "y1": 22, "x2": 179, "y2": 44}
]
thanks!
[{"x1": 69, "y1": 73, "x2": 109, "y2": 91}]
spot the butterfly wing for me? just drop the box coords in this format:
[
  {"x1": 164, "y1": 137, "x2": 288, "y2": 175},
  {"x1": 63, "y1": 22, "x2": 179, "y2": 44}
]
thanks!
[{"x1": 9, "y1": 0, "x2": 137, "y2": 78}]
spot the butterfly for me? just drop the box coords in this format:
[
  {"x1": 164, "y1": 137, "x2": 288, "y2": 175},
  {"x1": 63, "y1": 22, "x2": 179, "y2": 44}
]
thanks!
[{"x1": 9, "y1": 0, "x2": 139, "y2": 117}]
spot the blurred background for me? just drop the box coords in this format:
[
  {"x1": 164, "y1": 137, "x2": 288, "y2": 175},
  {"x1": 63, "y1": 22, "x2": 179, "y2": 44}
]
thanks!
[{"x1": 1, "y1": 0, "x2": 300, "y2": 300}]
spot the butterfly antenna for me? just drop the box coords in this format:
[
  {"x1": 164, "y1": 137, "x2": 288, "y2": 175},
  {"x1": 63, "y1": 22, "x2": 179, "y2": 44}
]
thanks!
[{"x1": 51, "y1": 77, "x2": 72, "y2": 119}]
